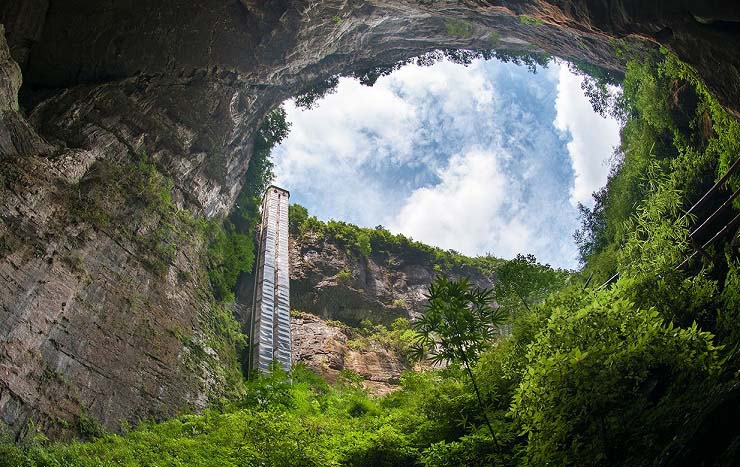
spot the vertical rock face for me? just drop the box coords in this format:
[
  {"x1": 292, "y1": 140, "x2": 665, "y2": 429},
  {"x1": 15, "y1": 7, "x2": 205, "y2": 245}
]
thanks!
[
  {"x1": 289, "y1": 232, "x2": 493, "y2": 326},
  {"x1": 0, "y1": 30, "x2": 241, "y2": 437},
  {"x1": 285, "y1": 231, "x2": 491, "y2": 395},
  {"x1": 1, "y1": 0, "x2": 739, "y2": 437},
  {"x1": 291, "y1": 312, "x2": 410, "y2": 396}
]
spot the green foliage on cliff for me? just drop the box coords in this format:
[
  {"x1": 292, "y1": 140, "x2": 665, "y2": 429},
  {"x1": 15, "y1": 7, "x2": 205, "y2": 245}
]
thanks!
[
  {"x1": 288, "y1": 202, "x2": 309, "y2": 234},
  {"x1": 566, "y1": 60, "x2": 623, "y2": 119},
  {"x1": 205, "y1": 224, "x2": 254, "y2": 302},
  {"x1": 66, "y1": 151, "x2": 218, "y2": 277},
  {"x1": 207, "y1": 106, "x2": 291, "y2": 302},
  {"x1": 445, "y1": 20, "x2": 473, "y2": 38},
  {"x1": 290, "y1": 203, "x2": 506, "y2": 273},
  {"x1": 342, "y1": 317, "x2": 418, "y2": 364},
  {"x1": 512, "y1": 284, "x2": 720, "y2": 465},
  {"x1": 518, "y1": 15, "x2": 544, "y2": 26},
  {"x1": 575, "y1": 49, "x2": 740, "y2": 290}
]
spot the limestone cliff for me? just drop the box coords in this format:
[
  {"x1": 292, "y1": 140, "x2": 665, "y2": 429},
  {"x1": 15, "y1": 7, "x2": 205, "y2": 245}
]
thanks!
[
  {"x1": 281, "y1": 228, "x2": 494, "y2": 394},
  {"x1": 1, "y1": 0, "x2": 739, "y2": 438},
  {"x1": 291, "y1": 312, "x2": 410, "y2": 396},
  {"x1": 289, "y1": 231, "x2": 493, "y2": 325}
]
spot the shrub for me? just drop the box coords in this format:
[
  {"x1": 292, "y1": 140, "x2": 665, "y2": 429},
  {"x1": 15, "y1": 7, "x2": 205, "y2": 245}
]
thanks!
[
  {"x1": 336, "y1": 269, "x2": 352, "y2": 284},
  {"x1": 512, "y1": 284, "x2": 720, "y2": 465},
  {"x1": 445, "y1": 20, "x2": 473, "y2": 38},
  {"x1": 339, "y1": 425, "x2": 419, "y2": 467},
  {"x1": 391, "y1": 298, "x2": 408, "y2": 309},
  {"x1": 421, "y1": 431, "x2": 500, "y2": 467},
  {"x1": 0, "y1": 435, "x2": 25, "y2": 467},
  {"x1": 77, "y1": 412, "x2": 106, "y2": 440}
]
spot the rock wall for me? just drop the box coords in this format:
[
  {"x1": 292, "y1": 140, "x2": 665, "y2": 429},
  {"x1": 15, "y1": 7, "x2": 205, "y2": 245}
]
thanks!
[
  {"x1": 289, "y1": 232, "x2": 492, "y2": 325},
  {"x1": 1, "y1": 0, "x2": 739, "y2": 438},
  {"x1": 291, "y1": 312, "x2": 409, "y2": 396},
  {"x1": 0, "y1": 28, "x2": 242, "y2": 438}
]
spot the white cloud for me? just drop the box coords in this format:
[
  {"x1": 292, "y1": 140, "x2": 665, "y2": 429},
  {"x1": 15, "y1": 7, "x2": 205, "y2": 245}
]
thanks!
[
  {"x1": 272, "y1": 57, "x2": 617, "y2": 269},
  {"x1": 273, "y1": 59, "x2": 499, "y2": 226},
  {"x1": 388, "y1": 148, "x2": 537, "y2": 259},
  {"x1": 554, "y1": 62, "x2": 620, "y2": 207},
  {"x1": 273, "y1": 78, "x2": 420, "y2": 224}
]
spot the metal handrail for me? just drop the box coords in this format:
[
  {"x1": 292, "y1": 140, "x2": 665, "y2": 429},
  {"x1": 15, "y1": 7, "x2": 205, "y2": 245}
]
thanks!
[{"x1": 596, "y1": 155, "x2": 740, "y2": 290}]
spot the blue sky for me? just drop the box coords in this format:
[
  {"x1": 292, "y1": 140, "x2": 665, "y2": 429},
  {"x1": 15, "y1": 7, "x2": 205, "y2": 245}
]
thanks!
[{"x1": 273, "y1": 57, "x2": 620, "y2": 269}]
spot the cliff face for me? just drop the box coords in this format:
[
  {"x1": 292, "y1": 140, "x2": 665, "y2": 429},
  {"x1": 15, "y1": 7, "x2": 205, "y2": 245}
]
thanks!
[
  {"x1": 0, "y1": 28, "x2": 244, "y2": 438},
  {"x1": 286, "y1": 231, "x2": 490, "y2": 394},
  {"x1": 289, "y1": 232, "x2": 492, "y2": 325},
  {"x1": 291, "y1": 312, "x2": 409, "y2": 396},
  {"x1": 1, "y1": 0, "x2": 739, "y2": 438}
]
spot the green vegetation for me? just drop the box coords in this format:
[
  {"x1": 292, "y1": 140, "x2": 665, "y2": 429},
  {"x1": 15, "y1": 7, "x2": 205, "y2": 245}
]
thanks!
[
  {"x1": 518, "y1": 15, "x2": 544, "y2": 26},
  {"x1": 294, "y1": 76, "x2": 340, "y2": 110},
  {"x1": 512, "y1": 283, "x2": 720, "y2": 465},
  {"x1": 391, "y1": 298, "x2": 408, "y2": 308},
  {"x1": 67, "y1": 151, "x2": 205, "y2": 277},
  {"x1": 290, "y1": 203, "x2": 506, "y2": 273},
  {"x1": 344, "y1": 317, "x2": 418, "y2": 363},
  {"x1": 288, "y1": 202, "x2": 309, "y2": 235},
  {"x1": 445, "y1": 20, "x2": 473, "y2": 39},
  {"x1": 336, "y1": 269, "x2": 353, "y2": 284},
  {"x1": 3, "y1": 49, "x2": 740, "y2": 466},
  {"x1": 176, "y1": 302, "x2": 249, "y2": 400},
  {"x1": 205, "y1": 223, "x2": 254, "y2": 302},
  {"x1": 208, "y1": 106, "x2": 291, "y2": 302},
  {"x1": 492, "y1": 253, "x2": 570, "y2": 317},
  {"x1": 567, "y1": 60, "x2": 623, "y2": 119},
  {"x1": 412, "y1": 277, "x2": 508, "y2": 448},
  {"x1": 575, "y1": 49, "x2": 740, "y2": 301},
  {"x1": 487, "y1": 31, "x2": 500, "y2": 46},
  {"x1": 1, "y1": 365, "x2": 510, "y2": 466}
]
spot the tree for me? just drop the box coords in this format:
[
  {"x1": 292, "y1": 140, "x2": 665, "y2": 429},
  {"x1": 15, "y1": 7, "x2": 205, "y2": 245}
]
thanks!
[
  {"x1": 490, "y1": 254, "x2": 568, "y2": 318},
  {"x1": 573, "y1": 187, "x2": 610, "y2": 264},
  {"x1": 288, "y1": 203, "x2": 309, "y2": 235},
  {"x1": 294, "y1": 76, "x2": 340, "y2": 109},
  {"x1": 411, "y1": 277, "x2": 507, "y2": 448},
  {"x1": 511, "y1": 284, "x2": 720, "y2": 465}
]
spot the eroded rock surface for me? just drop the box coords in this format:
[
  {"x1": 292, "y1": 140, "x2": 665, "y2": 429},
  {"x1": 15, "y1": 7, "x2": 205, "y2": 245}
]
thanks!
[
  {"x1": 289, "y1": 232, "x2": 492, "y2": 325},
  {"x1": 291, "y1": 312, "x2": 410, "y2": 396},
  {"x1": 0, "y1": 30, "x2": 240, "y2": 438}
]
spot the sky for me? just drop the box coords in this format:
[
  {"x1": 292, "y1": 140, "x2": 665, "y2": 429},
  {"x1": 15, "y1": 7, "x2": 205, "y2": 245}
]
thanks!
[{"x1": 272, "y1": 57, "x2": 620, "y2": 269}]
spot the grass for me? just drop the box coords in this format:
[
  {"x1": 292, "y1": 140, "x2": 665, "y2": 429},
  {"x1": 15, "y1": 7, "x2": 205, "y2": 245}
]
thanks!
[
  {"x1": 519, "y1": 15, "x2": 545, "y2": 26},
  {"x1": 445, "y1": 19, "x2": 474, "y2": 38}
]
